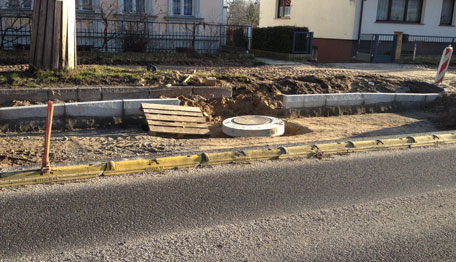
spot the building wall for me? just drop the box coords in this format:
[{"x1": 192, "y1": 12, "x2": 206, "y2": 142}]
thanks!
[
  {"x1": 313, "y1": 38, "x2": 357, "y2": 62},
  {"x1": 361, "y1": 0, "x2": 456, "y2": 37},
  {"x1": 0, "y1": 0, "x2": 224, "y2": 24},
  {"x1": 259, "y1": 0, "x2": 362, "y2": 40}
]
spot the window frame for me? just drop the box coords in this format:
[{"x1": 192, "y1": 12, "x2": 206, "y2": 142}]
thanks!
[
  {"x1": 277, "y1": 0, "x2": 291, "y2": 19},
  {"x1": 172, "y1": 0, "x2": 194, "y2": 16},
  {"x1": 122, "y1": 0, "x2": 145, "y2": 14},
  {"x1": 440, "y1": 0, "x2": 455, "y2": 25},
  {"x1": 8, "y1": 0, "x2": 31, "y2": 9},
  {"x1": 376, "y1": 0, "x2": 424, "y2": 24}
]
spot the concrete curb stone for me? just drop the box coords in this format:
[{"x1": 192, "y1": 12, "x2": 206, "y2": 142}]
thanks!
[
  {"x1": 283, "y1": 94, "x2": 326, "y2": 109},
  {"x1": 0, "y1": 104, "x2": 65, "y2": 120},
  {"x1": 326, "y1": 93, "x2": 364, "y2": 107},
  {"x1": 363, "y1": 93, "x2": 396, "y2": 105},
  {"x1": 65, "y1": 100, "x2": 123, "y2": 118},
  {"x1": 0, "y1": 89, "x2": 48, "y2": 105},
  {"x1": 77, "y1": 87, "x2": 102, "y2": 101},
  {"x1": 192, "y1": 86, "x2": 232, "y2": 99},
  {"x1": 102, "y1": 87, "x2": 149, "y2": 100},
  {"x1": 48, "y1": 88, "x2": 78, "y2": 101},
  {"x1": 0, "y1": 99, "x2": 180, "y2": 121},
  {"x1": 283, "y1": 93, "x2": 442, "y2": 110},
  {"x1": 149, "y1": 86, "x2": 193, "y2": 98}
]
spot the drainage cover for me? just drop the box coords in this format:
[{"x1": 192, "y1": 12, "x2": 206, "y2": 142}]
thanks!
[{"x1": 223, "y1": 115, "x2": 285, "y2": 137}]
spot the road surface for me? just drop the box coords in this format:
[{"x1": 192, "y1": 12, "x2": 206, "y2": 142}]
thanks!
[{"x1": 1, "y1": 145, "x2": 456, "y2": 261}]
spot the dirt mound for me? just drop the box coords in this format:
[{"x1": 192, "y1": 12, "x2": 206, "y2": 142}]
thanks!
[
  {"x1": 429, "y1": 94, "x2": 456, "y2": 129},
  {"x1": 180, "y1": 69, "x2": 442, "y2": 122}
]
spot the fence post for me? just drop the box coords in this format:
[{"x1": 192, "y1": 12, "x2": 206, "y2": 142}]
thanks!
[
  {"x1": 247, "y1": 25, "x2": 252, "y2": 53},
  {"x1": 393, "y1": 31, "x2": 403, "y2": 61},
  {"x1": 41, "y1": 101, "x2": 54, "y2": 174}
]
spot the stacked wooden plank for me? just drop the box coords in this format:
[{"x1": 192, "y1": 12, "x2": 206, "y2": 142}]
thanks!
[
  {"x1": 30, "y1": 0, "x2": 76, "y2": 70},
  {"x1": 141, "y1": 103, "x2": 210, "y2": 137}
]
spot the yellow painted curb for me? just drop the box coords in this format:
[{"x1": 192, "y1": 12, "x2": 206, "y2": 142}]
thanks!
[{"x1": 1, "y1": 133, "x2": 456, "y2": 188}]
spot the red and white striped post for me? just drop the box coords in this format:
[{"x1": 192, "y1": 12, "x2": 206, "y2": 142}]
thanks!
[{"x1": 435, "y1": 45, "x2": 453, "y2": 84}]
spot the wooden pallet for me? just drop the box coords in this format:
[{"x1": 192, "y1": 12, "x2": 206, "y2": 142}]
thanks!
[{"x1": 141, "y1": 103, "x2": 210, "y2": 137}]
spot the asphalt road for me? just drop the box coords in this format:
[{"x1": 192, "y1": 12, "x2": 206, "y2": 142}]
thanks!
[{"x1": 1, "y1": 145, "x2": 456, "y2": 261}]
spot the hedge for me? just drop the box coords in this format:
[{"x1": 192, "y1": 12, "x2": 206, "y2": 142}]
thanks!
[{"x1": 252, "y1": 26, "x2": 309, "y2": 54}]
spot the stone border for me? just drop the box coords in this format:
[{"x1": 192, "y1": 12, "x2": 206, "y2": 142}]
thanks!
[
  {"x1": 283, "y1": 93, "x2": 442, "y2": 110},
  {"x1": 0, "y1": 99, "x2": 180, "y2": 132},
  {"x1": 0, "y1": 86, "x2": 232, "y2": 105}
]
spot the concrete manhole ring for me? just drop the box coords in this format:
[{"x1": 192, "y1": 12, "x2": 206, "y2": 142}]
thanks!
[{"x1": 222, "y1": 115, "x2": 285, "y2": 137}]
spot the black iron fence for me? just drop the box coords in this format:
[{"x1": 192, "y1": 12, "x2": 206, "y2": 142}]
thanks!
[
  {"x1": 0, "y1": 15, "x2": 251, "y2": 53},
  {"x1": 357, "y1": 34, "x2": 396, "y2": 63},
  {"x1": 358, "y1": 33, "x2": 456, "y2": 62}
]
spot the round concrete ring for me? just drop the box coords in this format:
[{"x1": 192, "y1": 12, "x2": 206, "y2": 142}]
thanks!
[{"x1": 222, "y1": 115, "x2": 285, "y2": 137}]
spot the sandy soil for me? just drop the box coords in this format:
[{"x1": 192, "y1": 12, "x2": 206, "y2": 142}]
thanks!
[
  {"x1": 0, "y1": 63, "x2": 453, "y2": 170},
  {"x1": 0, "y1": 110, "x2": 441, "y2": 169}
]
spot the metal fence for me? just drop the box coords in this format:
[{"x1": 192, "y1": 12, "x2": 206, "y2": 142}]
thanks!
[
  {"x1": 292, "y1": 32, "x2": 313, "y2": 54},
  {"x1": 401, "y1": 35, "x2": 456, "y2": 57},
  {"x1": 358, "y1": 33, "x2": 456, "y2": 62},
  {"x1": 357, "y1": 34, "x2": 396, "y2": 63},
  {"x1": 0, "y1": 15, "x2": 251, "y2": 53}
]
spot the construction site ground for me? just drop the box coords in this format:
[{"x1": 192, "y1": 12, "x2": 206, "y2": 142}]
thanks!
[{"x1": 1, "y1": 62, "x2": 455, "y2": 170}]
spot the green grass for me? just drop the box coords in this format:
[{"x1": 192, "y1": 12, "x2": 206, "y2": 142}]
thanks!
[
  {"x1": 0, "y1": 66, "x2": 170, "y2": 87},
  {"x1": 0, "y1": 50, "x2": 256, "y2": 67}
]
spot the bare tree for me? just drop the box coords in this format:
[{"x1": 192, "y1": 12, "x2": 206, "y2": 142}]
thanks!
[
  {"x1": 226, "y1": 0, "x2": 259, "y2": 27},
  {"x1": 98, "y1": 2, "x2": 116, "y2": 52},
  {"x1": 0, "y1": 16, "x2": 30, "y2": 50}
]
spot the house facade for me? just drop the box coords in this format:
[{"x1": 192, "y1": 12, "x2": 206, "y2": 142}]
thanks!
[
  {"x1": 0, "y1": 0, "x2": 227, "y2": 24},
  {"x1": 0, "y1": 0, "x2": 230, "y2": 52},
  {"x1": 259, "y1": 0, "x2": 456, "y2": 62}
]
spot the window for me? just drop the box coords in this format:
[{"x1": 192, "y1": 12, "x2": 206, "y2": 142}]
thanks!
[
  {"x1": 8, "y1": 0, "x2": 31, "y2": 8},
  {"x1": 123, "y1": 0, "x2": 145, "y2": 14},
  {"x1": 172, "y1": 0, "x2": 193, "y2": 16},
  {"x1": 376, "y1": 0, "x2": 423, "y2": 23},
  {"x1": 277, "y1": 0, "x2": 291, "y2": 18},
  {"x1": 136, "y1": 0, "x2": 145, "y2": 14},
  {"x1": 441, "y1": 0, "x2": 455, "y2": 25},
  {"x1": 76, "y1": 0, "x2": 93, "y2": 11},
  {"x1": 124, "y1": 0, "x2": 133, "y2": 12}
]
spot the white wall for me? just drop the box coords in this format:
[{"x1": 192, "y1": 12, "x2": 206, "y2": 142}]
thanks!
[
  {"x1": 361, "y1": 0, "x2": 456, "y2": 37},
  {"x1": 259, "y1": 0, "x2": 362, "y2": 40}
]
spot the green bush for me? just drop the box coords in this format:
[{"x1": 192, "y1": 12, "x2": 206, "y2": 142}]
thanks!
[{"x1": 252, "y1": 26, "x2": 309, "y2": 53}]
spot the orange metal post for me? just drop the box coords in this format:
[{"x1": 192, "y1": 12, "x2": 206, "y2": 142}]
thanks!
[{"x1": 41, "y1": 101, "x2": 54, "y2": 174}]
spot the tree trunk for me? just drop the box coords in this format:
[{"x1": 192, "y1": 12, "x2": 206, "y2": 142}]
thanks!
[{"x1": 30, "y1": 0, "x2": 76, "y2": 70}]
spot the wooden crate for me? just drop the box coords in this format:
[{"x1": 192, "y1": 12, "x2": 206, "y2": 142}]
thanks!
[{"x1": 142, "y1": 103, "x2": 210, "y2": 137}]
